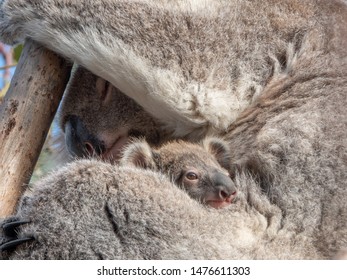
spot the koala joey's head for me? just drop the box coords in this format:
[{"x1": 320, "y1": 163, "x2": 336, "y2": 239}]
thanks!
[
  {"x1": 58, "y1": 66, "x2": 165, "y2": 162},
  {"x1": 121, "y1": 137, "x2": 237, "y2": 208}
]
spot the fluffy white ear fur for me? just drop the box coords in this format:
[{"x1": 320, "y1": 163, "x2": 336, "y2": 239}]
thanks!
[
  {"x1": 120, "y1": 140, "x2": 157, "y2": 170},
  {"x1": 202, "y1": 137, "x2": 231, "y2": 171}
]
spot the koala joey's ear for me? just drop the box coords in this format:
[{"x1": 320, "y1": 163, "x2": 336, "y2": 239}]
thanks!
[
  {"x1": 202, "y1": 137, "x2": 231, "y2": 171},
  {"x1": 120, "y1": 140, "x2": 158, "y2": 170}
]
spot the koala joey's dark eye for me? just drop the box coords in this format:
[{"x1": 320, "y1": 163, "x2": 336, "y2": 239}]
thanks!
[{"x1": 185, "y1": 171, "x2": 199, "y2": 181}]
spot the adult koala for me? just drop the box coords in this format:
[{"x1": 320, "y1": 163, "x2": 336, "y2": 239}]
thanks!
[{"x1": 0, "y1": 0, "x2": 346, "y2": 259}]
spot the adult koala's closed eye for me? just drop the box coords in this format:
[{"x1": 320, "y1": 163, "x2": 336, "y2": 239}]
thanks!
[
  {"x1": 121, "y1": 137, "x2": 237, "y2": 208},
  {"x1": 58, "y1": 66, "x2": 170, "y2": 162}
]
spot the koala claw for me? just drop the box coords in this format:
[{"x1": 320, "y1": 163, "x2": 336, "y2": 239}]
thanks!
[
  {"x1": 0, "y1": 218, "x2": 33, "y2": 252},
  {"x1": 0, "y1": 236, "x2": 34, "y2": 252},
  {"x1": 2, "y1": 219, "x2": 31, "y2": 237}
]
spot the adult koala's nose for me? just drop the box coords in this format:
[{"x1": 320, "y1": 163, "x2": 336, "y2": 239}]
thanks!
[{"x1": 64, "y1": 115, "x2": 105, "y2": 157}]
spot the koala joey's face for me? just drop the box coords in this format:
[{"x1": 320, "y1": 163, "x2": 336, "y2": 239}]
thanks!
[
  {"x1": 58, "y1": 66, "x2": 163, "y2": 162},
  {"x1": 169, "y1": 153, "x2": 237, "y2": 209},
  {"x1": 121, "y1": 138, "x2": 238, "y2": 209}
]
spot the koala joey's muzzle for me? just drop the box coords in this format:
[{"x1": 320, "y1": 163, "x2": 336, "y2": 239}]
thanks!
[
  {"x1": 207, "y1": 172, "x2": 237, "y2": 208},
  {"x1": 64, "y1": 115, "x2": 105, "y2": 158}
]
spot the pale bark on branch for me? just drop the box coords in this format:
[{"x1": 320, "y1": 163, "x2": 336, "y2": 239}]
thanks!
[{"x1": 0, "y1": 40, "x2": 71, "y2": 218}]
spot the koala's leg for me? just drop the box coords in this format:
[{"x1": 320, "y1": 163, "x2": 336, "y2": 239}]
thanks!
[{"x1": 0, "y1": 0, "x2": 224, "y2": 136}]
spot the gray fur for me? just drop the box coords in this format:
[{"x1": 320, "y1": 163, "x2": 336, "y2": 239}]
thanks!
[
  {"x1": 1, "y1": 0, "x2": 346, "y2": 136},
  {"x1": 0, "y1": 159, "x2": 319, "y2": 260},
  {"x1": 0, "y1": 0, "x2": 346, "y2": 259}
]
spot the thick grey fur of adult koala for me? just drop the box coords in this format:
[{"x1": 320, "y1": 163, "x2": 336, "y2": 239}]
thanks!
[
  {"x1": 0, "y1": 158, "x2": 320, "y2": 259},
  {"x1": 0, "y1": 0, "x2": 346, "y2": 259}
]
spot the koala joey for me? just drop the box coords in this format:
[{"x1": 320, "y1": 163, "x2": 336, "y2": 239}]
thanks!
[
  {"x1": 121, "y1": 137, "x2": 237, "y2": 208},
  {"x1": 58, "y1": 66, "x2": 171, "y2": 162}
]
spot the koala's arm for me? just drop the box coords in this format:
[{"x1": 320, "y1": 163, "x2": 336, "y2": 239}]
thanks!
[{"x1": 0, "y1": 0, "x2": 233, "y2": 137}]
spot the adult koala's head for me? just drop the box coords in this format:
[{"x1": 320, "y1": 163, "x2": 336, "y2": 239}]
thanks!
[{"x1": 58, "y1": 66, "x2": 168, "y2": 162}]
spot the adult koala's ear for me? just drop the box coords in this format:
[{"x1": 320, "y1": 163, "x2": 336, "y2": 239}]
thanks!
[
  {"x1": 202, "y1": 137, "x2": 231, "y2": 171},
  {"x1": 120, "y1": 140, "x2": 158, "y2": 170}
]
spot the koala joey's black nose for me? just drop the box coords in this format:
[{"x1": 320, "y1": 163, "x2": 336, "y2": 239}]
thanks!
[
  {"x1": 64, "y1": 115, "x2": 105, "y2": 157},
  {"x1": 212, "y1": 172, "x2": 237, "y2": 200}
]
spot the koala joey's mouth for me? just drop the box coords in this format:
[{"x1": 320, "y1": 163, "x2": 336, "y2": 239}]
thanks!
[
  {"x1": 205, "y1": 192, "x2": 237, "y2": 209},
  {"x1": 205, "y1": 199, "x2": 233, "y2": 209}
]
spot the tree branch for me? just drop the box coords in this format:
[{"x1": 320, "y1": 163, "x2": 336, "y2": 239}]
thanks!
[{"x1": 0, "y1": 40, "x2": 71, "y2": 218}]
